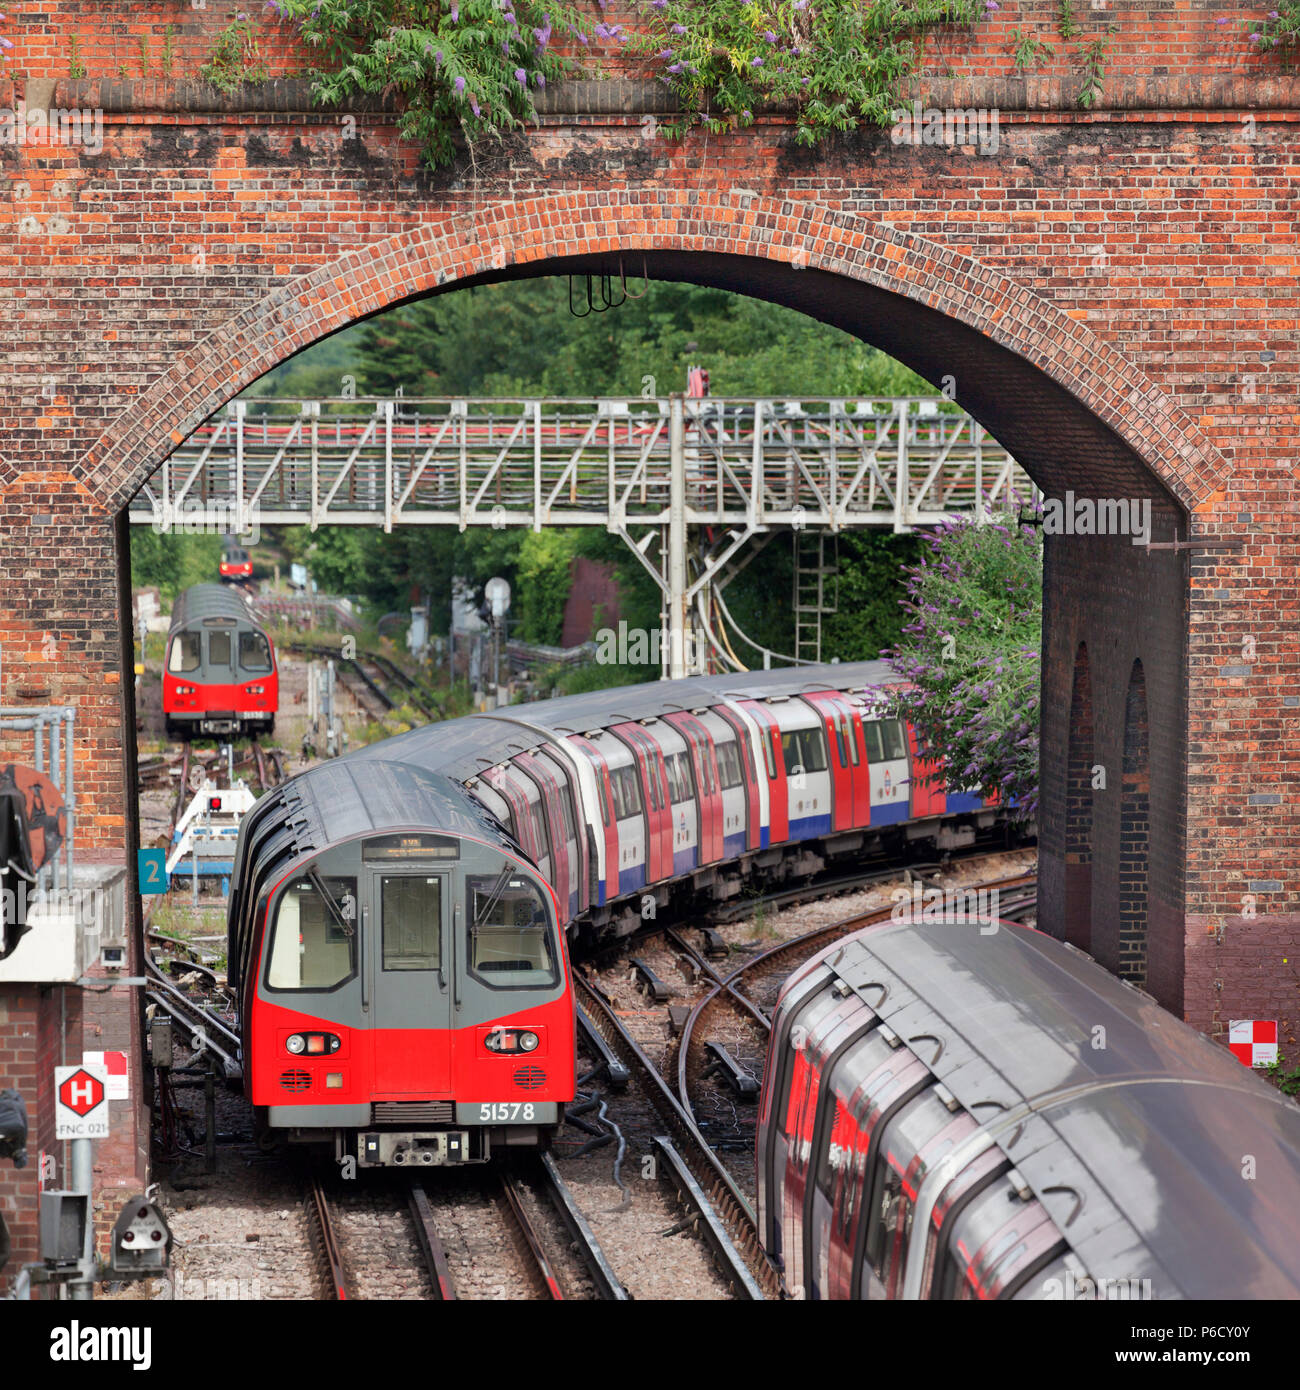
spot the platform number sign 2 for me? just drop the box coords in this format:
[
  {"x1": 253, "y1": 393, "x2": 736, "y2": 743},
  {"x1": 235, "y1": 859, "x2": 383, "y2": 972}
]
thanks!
[{"x1": 138, "y1": 847, "x2": 169, "y2": 895}]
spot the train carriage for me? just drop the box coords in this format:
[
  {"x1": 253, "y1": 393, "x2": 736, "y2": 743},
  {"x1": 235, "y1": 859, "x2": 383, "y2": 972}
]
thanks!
[
  {"x1": 757, "y1": 913, "x2": 1300, "y2": 1299},
  {"x1": 163, "y1": 583, "x2": 278, "y2": 739},
  {"x1": 228, "y1": 759, "x2": 574, "y2": 1165},
  {"x1": 228, "y1": 659, "x2": 1009, "y2": 1161}
]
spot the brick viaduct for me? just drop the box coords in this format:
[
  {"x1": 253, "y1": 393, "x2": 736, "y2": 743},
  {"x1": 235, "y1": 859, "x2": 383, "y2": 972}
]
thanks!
[{"x1": 1, "y1": 2, "x2": 1298, "y2": 1275}]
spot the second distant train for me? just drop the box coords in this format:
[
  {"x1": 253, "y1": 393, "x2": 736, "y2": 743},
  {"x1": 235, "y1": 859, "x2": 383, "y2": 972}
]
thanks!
[{"x1": 163, "y1": 583, "x2": 278, "y2": 739}]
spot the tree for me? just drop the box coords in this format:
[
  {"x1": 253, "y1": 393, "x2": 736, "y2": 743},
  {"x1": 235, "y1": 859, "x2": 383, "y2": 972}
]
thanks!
[{"x1": 876, "y1": 511, "x2": 1042, "y2": 823}]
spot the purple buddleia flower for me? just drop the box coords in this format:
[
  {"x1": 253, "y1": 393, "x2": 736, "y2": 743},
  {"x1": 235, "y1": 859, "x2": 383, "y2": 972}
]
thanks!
[
  {"x1": 514, "y1": 67, "x2": 527, "y2": 84},
  {"x1": 454, "y1": 75, "x2": 466, "y2": 91},
  {"x1": 470, "y1": 96, "x2": 481, "y2": 116},
  {"x1": 671, "y1": 22, "x2": 686, "y2": 33}
]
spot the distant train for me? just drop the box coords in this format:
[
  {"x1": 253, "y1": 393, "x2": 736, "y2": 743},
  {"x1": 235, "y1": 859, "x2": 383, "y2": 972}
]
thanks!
[
  {"x1": 227, "y1": 661, "x2": 1012, "y2": 1167},
  {"x1": 163, "y1": 584, "x2": 278, "y2": 739},
  {"x1": 758, "y1": 913, "x2": 1300, "y2": 1299},
  {"x1": 219, "y1": 546, "x2": 253, "y2": 583}
]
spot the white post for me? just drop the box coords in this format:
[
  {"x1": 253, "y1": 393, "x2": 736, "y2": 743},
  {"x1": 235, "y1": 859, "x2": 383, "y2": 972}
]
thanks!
[{"x1": 667, "y1": 393, "x2": 688, "y2": 681}]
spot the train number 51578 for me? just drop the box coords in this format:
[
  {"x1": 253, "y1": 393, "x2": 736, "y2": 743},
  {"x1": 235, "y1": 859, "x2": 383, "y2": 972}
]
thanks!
[{"x1": 478, "y1": 1103, "x2": 536, "y2": 1122}]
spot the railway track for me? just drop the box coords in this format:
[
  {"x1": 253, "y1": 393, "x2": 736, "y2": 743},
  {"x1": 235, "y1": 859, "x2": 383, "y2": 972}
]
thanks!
[
  {"x1": 285, "y1": 640, "x2": 441, "y2": 723},
  {"x1": 303, "y1": 1158, "x2": 625, "y2": 1301}
]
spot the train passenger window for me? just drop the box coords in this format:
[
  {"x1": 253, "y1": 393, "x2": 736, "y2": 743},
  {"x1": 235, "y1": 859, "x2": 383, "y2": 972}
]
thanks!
[
  {"x1": 239, "y1": 630, "x2": 272, "y2": 673},
  {"x1": 265, "y1": 874, "x2": 357, "y2": 992},
  {"x1": 861, "y1": 722, "x2": 884, "y2": 763},
  {"x1": 879, "y1": 720, "x2": 907, "y2": 761},
  {"x1": 665, "y1": 751, "x2": 693, "y2": 802},
  {"x1": 207, "y1": 631, "x2": 232, "y2": 667},
  {"x1": 841, "y1": 714, "x2": 860, "y2": 766},
  {"x1": 780, "y1": 727, "x2": 828, "y2": 776},
  {"x1": 715, "y1": 739, "x2": 743, "y2": 789},
  {"x1": 467, "y1": 872, "x2": 557, "y2": 988},
  {"x1": 610, "y1": 766, "x2": 642, "y2": 819},
  {"x1": 380, "y1": 876, "x2": 441, "y2": 971},
  {"x1": 168, "y1": 632, "x2": 201, "y2": 673}
]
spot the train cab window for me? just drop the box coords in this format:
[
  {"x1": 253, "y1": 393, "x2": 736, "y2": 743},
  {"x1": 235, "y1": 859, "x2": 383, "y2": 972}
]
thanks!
[
  {"x1": 467, "y1": 872, "x2": 557, "y2": 988},
  {"x1": 168, "y1": 631, "x2": 201, "y2": 673},
  {"x1": 380, "y1": 876, "x2": 441, "y2": 971},
  {"x1": 716, "y1": 739, "x2": 743, "y2": 790},
  {"x1": 265, "y1": 874, "x2": 357, "y2": 992},
  {"x1": 780, "y1": 726, "x2": 828, "y2": 776},
  {"x1": 239, "y1": 629, "x2": 272, "y2": 673},
  {"x1": 207, "y1": 631, "x2": 233, "y2": 668},
  {"x1": 609, "y1": 765, "x2": 642, "y2": 819}
]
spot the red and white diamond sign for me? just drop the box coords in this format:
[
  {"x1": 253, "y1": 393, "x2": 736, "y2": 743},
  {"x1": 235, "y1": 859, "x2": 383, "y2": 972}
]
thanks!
[
  {"x1": 1228, "y1": 1019, "x2": 1278, "y2": 1068},
  {"x1": 84, "y1": 1050, "x2": 129, "y2": 1101},
  {"x1": 54, "y1": 1063, "x2": 109, "y2": 1139}
]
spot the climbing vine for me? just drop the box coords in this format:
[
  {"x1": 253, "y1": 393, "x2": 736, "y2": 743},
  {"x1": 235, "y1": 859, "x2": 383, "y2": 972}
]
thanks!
[
  {"x1": 1223, "y1": 3, "x2": 1300, "y2": 49},
  {"x1": 631, "y1": 0, "x2": 991, "y2": 143},
  {"x1": 269, "y1": 0, "x2": 594, "y2": 169}
]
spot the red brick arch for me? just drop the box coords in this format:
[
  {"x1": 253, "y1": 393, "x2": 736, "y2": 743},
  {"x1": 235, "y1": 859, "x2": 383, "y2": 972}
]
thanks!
[{"x1": 86, "y1": 189, "x2": 1225, "y2": 514}]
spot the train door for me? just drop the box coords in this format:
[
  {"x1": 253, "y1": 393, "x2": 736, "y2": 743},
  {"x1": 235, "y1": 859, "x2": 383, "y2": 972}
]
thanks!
[
  {"x1": 365, "y1": 866, "x2": 453, "y2": 1095},
  {"x1": 517, "y1": 753, "x2": 575, "y2": 923},
  {"x1": 665, "y1": 712, "x2": 724, "y2": 863},
  {"x1": 715, "y1": 702, "x2": 765, "y2": 850},
  {"x1": 568, "y1": 735, "x2": 618, "y2": 906},
  {"x1": 801, "y1": 692, "x2": 866, "y2": 832},
  {"x1": 541, "y1": 748, "x2": 590, "y2": 917},
  {"x1": 906, "y1": 721, "x2": 946, "y2": 818},
  {"x1": 611, "y1": 723, "x2": 672, "y2": 884},
  {"x1": 737, "y1": 699, "x2": 787, "y2": 843}
]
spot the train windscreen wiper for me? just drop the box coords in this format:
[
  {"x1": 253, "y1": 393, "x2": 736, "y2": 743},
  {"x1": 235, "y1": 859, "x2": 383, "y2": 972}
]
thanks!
[
  {"x1": 472, "y1": 869, "x2": 512, "y2": 931},
  {"x1": 308, "y1": 870, "x2": 354, "y2": 938}
]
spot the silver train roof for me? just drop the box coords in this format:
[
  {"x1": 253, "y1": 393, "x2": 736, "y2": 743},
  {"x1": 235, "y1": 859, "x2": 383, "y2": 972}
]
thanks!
[
  {"x1": 818, "y1": 917, "x2": 1300, "y2": 1298},
  {"x1": 346, "y1": 659, "x2": 899, "y2": 783}
]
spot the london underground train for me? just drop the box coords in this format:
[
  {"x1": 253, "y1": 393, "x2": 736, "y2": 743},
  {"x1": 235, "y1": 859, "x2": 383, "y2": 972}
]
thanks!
[
  {"x1": 229, "y1": 660, "x2": 1008, "y2": 1167},
  {"x1": 759, "y1": 913, "x2": 1300, "y2": 1300},
  {"x1": 163, "y1": 584, "x2": 278, "y2": 739}
]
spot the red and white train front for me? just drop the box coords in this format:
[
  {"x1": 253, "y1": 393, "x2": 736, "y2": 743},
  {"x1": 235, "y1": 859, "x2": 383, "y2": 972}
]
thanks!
[{"x1": 231, "y1": 764, "x2": 575, "y2": 1167}]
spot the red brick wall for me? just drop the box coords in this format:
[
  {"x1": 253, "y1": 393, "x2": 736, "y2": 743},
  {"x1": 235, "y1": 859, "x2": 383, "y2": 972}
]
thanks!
[
  {"x1": 2, "y1": 12, "x2": 1300, "y2": 1281},
  {"x1": 0, "y1": 983, "x2": 86, "y2": 1284}
]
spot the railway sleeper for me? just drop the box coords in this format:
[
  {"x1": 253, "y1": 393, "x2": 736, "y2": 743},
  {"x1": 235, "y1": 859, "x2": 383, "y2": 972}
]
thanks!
[
  {"x1": 702, "y1": 1041, "x2": 760, "y2": 1099},
  {"x1": 630, "y1": 956, "x2": 673, "y2": 1002}
]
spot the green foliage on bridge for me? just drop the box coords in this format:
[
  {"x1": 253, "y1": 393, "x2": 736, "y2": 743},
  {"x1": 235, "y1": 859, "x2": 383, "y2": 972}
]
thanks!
[
  {"x1": 268, "y1": 0, "x2": 986, "y2": 168},
  {"x1": 636, "y1": 0, "x2": 985, "y2": 143},
  {"x1": 274, "y1": 0, "x2": 592, "y2": 168}
]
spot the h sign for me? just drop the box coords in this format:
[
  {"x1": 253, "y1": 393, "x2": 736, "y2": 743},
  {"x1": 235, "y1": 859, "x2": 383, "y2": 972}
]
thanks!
[{"x1": 54, "y1": 1063, "x2": 110, "y2": 1140}]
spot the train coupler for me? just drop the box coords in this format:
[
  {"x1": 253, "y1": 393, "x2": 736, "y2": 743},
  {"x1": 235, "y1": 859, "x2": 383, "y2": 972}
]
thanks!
[{"x1": 356, "y1": 1130, "x2": 487, "y2": 1168}]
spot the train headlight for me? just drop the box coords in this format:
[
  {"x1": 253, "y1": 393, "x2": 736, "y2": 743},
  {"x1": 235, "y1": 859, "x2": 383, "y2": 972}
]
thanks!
[
  {"x1": 286, "y1": 1034, "x2": 306, "y2": 1055},
  {"x1": 246, "y1": 685, "x2": 264, "y2": 694},
  {"x1": 519, "y1": 1031, "x2": 539, "y2": 1052}
]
